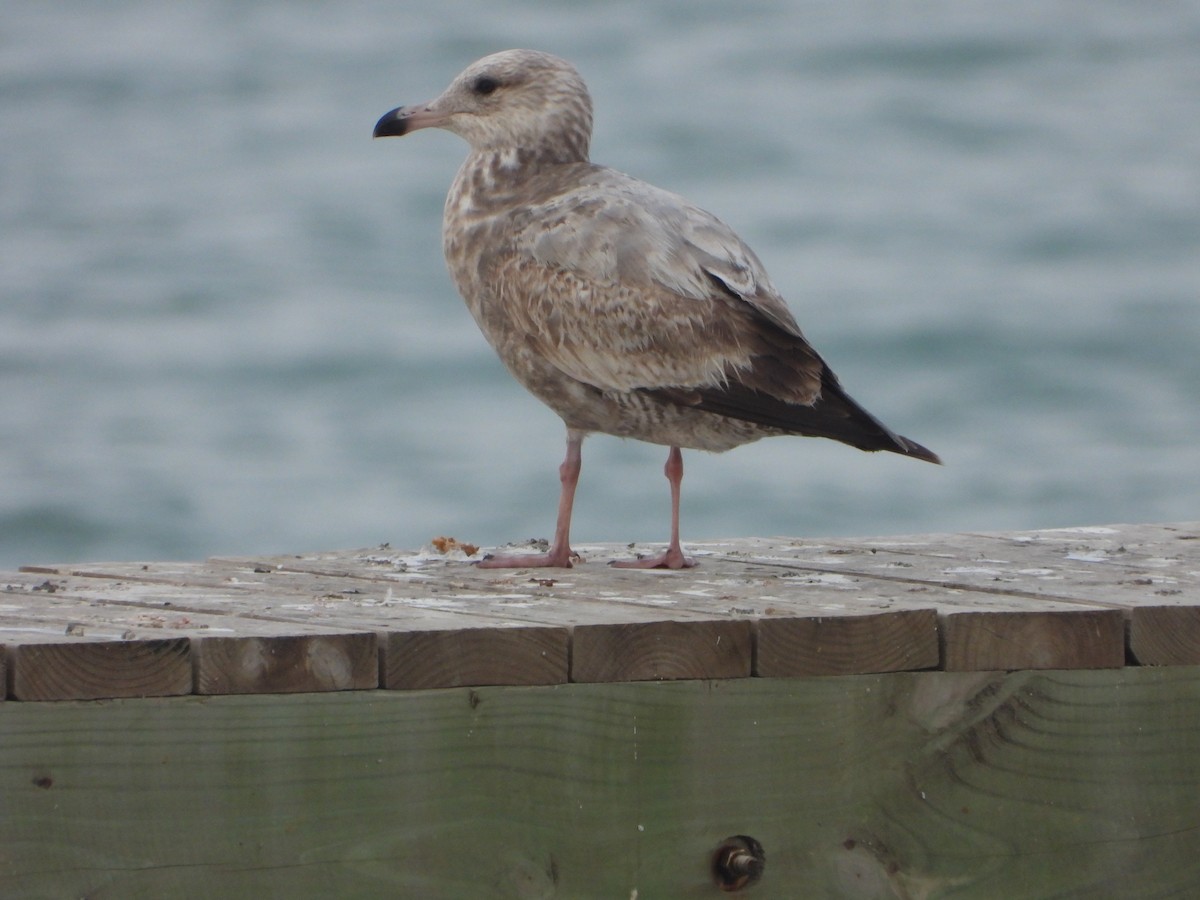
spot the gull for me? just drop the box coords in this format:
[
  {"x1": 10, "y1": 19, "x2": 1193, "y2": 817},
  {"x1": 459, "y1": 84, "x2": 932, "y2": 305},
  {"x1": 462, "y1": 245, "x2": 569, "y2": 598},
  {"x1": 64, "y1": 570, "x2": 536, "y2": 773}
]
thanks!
[{"x1": 374, "y1": 49, "x2": 939, "y2": 570}]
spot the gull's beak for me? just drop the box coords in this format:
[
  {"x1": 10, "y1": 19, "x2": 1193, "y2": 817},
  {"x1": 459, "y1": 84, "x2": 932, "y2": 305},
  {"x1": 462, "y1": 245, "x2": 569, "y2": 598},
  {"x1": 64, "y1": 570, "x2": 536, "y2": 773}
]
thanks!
[{"x1": 373, "y1": 103, "x2": 447, "y2": 138}]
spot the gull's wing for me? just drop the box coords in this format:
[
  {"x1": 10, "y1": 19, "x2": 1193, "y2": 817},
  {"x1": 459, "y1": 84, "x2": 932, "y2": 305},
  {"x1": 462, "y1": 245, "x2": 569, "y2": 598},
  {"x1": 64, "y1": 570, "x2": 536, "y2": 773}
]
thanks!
[{"x1": 479, "y1": 166, "x2": 938, "y2": 460}]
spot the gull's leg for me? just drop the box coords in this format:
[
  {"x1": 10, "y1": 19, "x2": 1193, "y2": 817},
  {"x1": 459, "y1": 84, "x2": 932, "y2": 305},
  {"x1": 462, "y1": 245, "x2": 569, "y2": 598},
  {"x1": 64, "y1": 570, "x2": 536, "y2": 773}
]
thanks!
[
  {"x1": 478, "y1": 431, "x2": 583, "y2": 569},
  {"x1": 611, "y1": 445, "x2": 696, "y2": 570}
]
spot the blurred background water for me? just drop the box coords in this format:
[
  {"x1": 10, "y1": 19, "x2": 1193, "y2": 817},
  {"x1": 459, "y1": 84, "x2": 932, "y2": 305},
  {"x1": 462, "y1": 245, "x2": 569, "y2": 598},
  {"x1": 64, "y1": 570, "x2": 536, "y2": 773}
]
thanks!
[{"x1": 3, "y1": 0, "x2": 1198, "y2": 568}]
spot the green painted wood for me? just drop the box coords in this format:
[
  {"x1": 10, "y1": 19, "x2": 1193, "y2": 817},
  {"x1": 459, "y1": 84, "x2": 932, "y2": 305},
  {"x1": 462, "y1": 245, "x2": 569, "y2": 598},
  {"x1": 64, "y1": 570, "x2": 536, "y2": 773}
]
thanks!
[{"x1": 2, "y1": 669, "x2": 1199, "y2": 898}]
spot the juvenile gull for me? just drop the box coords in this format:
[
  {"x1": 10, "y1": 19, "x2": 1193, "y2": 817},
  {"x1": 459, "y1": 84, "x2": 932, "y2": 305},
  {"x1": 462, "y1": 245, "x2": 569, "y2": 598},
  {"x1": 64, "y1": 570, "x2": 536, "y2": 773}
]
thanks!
[{"x1": 374, "y1": 49, "x2": 940, "y2": 570}]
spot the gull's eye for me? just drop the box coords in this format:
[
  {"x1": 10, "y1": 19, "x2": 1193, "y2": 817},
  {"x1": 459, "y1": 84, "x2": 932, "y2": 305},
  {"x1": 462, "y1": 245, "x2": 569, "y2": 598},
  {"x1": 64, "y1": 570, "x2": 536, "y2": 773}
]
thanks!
[{"x1": 472, "y1": 75, "x2": 500, "y2": 96}]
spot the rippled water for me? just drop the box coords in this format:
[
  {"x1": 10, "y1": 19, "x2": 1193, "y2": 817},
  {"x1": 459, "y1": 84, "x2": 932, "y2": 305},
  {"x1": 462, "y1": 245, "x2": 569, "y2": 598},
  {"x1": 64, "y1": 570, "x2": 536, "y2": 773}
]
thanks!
[{"x1": 3, "y1": 1, "x2": 1198, "y2": 567}]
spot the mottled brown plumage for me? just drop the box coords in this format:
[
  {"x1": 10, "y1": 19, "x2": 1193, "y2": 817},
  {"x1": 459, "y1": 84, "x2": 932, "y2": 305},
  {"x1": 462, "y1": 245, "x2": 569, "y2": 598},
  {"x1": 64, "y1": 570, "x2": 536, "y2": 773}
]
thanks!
[{"x1": 374, "y1": 49, "x2": 939, "y2": 569}]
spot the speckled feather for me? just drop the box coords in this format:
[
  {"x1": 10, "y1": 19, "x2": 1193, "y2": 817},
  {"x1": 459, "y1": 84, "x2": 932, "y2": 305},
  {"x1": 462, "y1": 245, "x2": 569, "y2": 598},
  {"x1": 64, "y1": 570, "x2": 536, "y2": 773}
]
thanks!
[{"x1": 387, "y1": 49, "x2": 939, "y2": 461}]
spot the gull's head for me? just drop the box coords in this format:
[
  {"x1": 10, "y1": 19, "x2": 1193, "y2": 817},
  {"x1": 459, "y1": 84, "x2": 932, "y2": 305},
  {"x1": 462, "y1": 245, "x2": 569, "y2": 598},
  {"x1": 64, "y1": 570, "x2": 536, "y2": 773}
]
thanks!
[{"x1": 373, "y1": 49, "x2": 593, "y2": 162}]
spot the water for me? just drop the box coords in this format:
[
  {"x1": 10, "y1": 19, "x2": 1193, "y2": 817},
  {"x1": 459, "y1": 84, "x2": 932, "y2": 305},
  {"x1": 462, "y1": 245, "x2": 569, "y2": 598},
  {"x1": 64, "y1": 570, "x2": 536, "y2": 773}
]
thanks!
[{"x1": 3, "y1": 1, "x2": 1198, "y2": 568}]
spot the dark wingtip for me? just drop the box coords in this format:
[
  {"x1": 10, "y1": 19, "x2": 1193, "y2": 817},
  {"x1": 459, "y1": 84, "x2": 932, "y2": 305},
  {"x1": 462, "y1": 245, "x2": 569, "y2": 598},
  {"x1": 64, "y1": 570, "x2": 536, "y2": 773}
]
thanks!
[
  {"x1": 373, "y1": 106, "x2": 409, "y2": 139},
  {"x1": 896, "y1": 436, "x2": 942, "y2": 465}
]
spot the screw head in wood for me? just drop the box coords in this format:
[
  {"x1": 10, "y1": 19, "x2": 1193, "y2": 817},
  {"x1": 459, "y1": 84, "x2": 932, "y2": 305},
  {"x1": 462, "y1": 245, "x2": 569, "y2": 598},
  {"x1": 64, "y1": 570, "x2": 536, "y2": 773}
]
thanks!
[{"x1": 712, "y1": 835, "x2": 765, "y2": 891}]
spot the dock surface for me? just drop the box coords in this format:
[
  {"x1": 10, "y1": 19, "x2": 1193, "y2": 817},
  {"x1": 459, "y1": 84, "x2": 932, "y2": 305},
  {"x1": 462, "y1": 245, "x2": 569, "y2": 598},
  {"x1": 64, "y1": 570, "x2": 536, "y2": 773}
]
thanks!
[
  {"x1": 4, "y1": 521, "x2": 1197, "y2": 700},
  {"x1": 4, "y1": 522, "x2": 1200, "y2": 897}
]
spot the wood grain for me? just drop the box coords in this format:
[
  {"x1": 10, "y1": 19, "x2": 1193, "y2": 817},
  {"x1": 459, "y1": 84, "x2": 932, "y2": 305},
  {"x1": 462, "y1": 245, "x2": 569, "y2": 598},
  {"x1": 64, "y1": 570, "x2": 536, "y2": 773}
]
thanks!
[
  {"x1": 4, "y1": 521, "x2": 1199, "y2": 688},
  {"x1": 1129, "y1": 606, "x2": 1200, "y2": 665},
  {"x1": 192, "y1": 632, "x2": 378, "y2": 695},
  {"x1": 6, "y1": 638, "x2": 192, "y2": 701},
  {"x1": 571, "y1": 619, "x2": 752, "y2": 682},
  {"x1": 2, "y1": 671, "x2": 1199, "y2": 897},
  {"x1": 940, "y1": 608, "x2": 1126, "y2": 671},
  {"x1": 756, "y1": 608, "x2": 939, "y2": 676},
  {"x1": 382, "y1": 626, "x2": 568, "y2": 689}
]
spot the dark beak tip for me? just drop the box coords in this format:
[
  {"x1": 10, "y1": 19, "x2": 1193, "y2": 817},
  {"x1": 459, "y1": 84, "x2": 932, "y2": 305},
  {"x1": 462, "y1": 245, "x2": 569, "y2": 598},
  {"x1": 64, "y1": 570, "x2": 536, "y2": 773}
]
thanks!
[{"x1": 373, "y1": 106, "x2": 409, "y2": 139}]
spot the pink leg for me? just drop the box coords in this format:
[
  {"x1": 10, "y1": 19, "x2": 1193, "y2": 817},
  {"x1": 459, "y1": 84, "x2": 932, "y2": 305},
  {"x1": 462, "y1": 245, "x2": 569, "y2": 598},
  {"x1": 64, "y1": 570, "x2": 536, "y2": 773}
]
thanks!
[
  {"x1": 478, "y1": 432, "x2": 583, "y2": 569},
  {"x1": 611, "y1": 445, "x2": 697, "y2": 570}
]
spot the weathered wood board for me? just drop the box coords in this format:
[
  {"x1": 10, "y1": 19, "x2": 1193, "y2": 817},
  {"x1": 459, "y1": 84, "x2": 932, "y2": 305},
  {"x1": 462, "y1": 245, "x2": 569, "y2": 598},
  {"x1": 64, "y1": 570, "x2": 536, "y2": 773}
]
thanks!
[
  {"x1": 2, "y1": 669, "x2": 1198, "y2": 898},
  {"x1": 3, "y1": 524, "x2": 1200, "y2": 897},
  {"x1": 3, "y1": 522, "x2": 1198, "y2": 699}
]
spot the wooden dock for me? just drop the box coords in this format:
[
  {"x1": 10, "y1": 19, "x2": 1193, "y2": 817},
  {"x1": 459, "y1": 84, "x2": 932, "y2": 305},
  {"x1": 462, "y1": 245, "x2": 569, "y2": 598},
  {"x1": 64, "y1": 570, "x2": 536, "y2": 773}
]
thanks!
[{"x1": 3, "y1": 522, "x2": 1199, "y2": 896}]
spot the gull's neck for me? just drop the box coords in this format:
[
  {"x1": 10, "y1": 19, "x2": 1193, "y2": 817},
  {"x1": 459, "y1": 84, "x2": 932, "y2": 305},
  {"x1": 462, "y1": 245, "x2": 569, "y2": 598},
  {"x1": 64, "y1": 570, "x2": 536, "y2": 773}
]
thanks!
[{"x1": 446, "y1": 144, "x2": 589, "y2": 221}]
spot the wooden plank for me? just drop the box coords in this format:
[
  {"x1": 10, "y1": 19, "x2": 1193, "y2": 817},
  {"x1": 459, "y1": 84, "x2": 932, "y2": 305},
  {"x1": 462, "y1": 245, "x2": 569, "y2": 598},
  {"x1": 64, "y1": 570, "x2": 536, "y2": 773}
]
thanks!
[
  {"x1": 0, "y1": 576, "x2": 361, "y2": 642},
  {"x1": 3, "y1": 577, "x2": 198, "y2": 700},
  {"x1": 6, "y1": 566, "x2": 746, "y2": 693},
  {"x1": 940, "y1": 608, "x2": 1126, "y2": 671},
  {"x1": 972, "y1": 524, "x2": 1200, "y2": 663},
  {"x1": 7, "y1": 522, "x2": 1199, "y2": 682},
  {"x1": 709, "y1": 524, "x2": 1195, "y2": 670},
  {"x1": 23, "y1": 558, "x2": 741, "y2": 631},
  {"x1": 713, "y1": 524, "x2": 1200, "y2": 612},
  {"x1": 2, "y1": 670, "x2": 1199, "y2": 897},
  {"x1": 756, "y1": 608, "x2": 939, "y2": 676},
  {"x1": 192, "y1": 632, "x2": 378, "y2": 695},
  {"x1": 570, "y1": 619, "x2": 752, "y2": 682},
  {"x1": 1129, "y1": 606, "x2": 1200, "y2": 666},
  {"x1": 383, "y1": 626, "x2": 568, "y2": 689},
  {"x1": 247, "y1": 545, "x2": 947, "y2": 618},
  {"x1": 212, "y1": 547, "x2": 973, "y2": 690},
  {"x1": 705, "y1": 541, "x2": 1129, "y2": 673},
  {"x1": 0, "y1": 576, "x2": 381, "y2": 696},
  {"x1": 5, "y1": 638, "x2": 191, "y2": 701}
]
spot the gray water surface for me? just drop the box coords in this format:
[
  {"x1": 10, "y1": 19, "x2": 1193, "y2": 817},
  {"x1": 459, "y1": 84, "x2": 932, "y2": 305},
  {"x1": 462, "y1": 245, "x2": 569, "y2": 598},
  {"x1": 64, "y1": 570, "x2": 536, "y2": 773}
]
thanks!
[{"x1": 3, "y1": 1, "x2": 1198, "y2": 567}]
